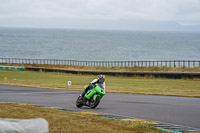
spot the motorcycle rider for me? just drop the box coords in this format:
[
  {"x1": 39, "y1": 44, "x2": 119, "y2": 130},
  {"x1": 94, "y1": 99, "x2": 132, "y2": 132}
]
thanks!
[{"x1": 81, "y1": 75, "x2": 106, "y2": 98}]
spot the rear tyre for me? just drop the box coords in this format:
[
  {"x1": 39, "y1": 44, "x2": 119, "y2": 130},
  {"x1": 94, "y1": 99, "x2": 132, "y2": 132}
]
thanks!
[
  {"x1": 90, "y1": 96, "x2": 100, "y2": 109},
  {"x1": 76, "y1": 95, "x2": 83, "y2": 108}
]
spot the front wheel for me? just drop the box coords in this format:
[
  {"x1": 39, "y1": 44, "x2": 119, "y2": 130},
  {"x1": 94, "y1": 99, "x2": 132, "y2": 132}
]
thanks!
[
  {"x1": 76, "y1": 95, "x2": 83, "y2": 108},
  {"x1": 90, "y1": 96, "x2": 100, "y2": 109}
]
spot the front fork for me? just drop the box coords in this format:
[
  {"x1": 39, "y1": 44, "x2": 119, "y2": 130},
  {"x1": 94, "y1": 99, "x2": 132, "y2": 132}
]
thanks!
[{"x1": 93, "y1": 94, "x2": 101, "y2": 100}]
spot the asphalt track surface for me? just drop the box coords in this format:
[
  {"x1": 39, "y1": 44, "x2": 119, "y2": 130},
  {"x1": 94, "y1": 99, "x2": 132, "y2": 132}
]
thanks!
[{"x1": 0, "y1": 85, "x2": 200, "y2": 130}]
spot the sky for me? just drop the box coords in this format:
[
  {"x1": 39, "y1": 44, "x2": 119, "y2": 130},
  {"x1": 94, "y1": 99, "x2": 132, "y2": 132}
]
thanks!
[{"x1": 0, "y1": 0, "x2": 200, "y2": 31}]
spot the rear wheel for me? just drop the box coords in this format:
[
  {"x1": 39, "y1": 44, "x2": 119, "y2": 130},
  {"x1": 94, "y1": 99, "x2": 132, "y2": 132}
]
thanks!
[
  {"x1": 76, "y1": 96, "x2": 83, "y2": 108},
  {"x1": 90, "y1": 96, "x2": 100, "y2": 109}
]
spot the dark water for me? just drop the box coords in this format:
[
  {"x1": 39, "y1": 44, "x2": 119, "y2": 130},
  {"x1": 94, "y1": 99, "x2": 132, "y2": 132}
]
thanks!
[{"x1": 0, "y1": 27, "x2": 200, "y2": 61}]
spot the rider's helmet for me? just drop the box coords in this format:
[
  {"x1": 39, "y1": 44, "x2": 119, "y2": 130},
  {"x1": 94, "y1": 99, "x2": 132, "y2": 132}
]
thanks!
[{"x1": 98, "y1": 75, "x2": 105, "y2": 84}]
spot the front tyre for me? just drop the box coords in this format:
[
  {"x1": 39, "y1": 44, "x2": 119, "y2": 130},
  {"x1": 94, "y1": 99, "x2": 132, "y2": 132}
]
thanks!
[
  {"x1": 90, "y1": 96, "x2": 100, "y2": 109},
  {"x1": 76, "y1": 95, "x2": 83, "y2": 108}
]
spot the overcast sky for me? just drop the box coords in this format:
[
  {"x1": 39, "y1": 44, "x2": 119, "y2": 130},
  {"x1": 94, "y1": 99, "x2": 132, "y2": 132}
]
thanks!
[{"x1": 0, "y1": 0, "x2": 200, "y2": 31}]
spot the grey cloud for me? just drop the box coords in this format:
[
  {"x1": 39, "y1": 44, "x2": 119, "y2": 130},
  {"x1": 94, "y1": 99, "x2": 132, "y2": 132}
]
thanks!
[{"x1": 0, "y1": 0, "x2": 200, "y2": 29}]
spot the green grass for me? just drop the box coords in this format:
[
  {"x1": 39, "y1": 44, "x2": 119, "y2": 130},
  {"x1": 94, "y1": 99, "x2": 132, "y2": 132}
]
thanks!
[
  {"x1": 1, "y1": 70, "x2": 200, "y2": 97},
  {"x1": 0, "y1": 103, "x2": 166, "y2": 133}
]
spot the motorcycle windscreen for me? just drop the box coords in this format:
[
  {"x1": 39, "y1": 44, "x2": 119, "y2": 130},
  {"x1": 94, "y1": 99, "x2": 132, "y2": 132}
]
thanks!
[{"x1": 94, "y1": 84, "x2": 105, "y2": 96}]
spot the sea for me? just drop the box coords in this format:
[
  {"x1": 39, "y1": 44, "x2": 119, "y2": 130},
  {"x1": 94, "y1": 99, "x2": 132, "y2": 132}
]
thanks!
[{"x1": 0, "y1": 27, "x2": 200, "y2": 61}]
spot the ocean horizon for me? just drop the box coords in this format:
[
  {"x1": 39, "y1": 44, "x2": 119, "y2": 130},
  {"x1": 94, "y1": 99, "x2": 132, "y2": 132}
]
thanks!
[{"x1": 0, "y1": 27, "x2": 200, "y2": 61}]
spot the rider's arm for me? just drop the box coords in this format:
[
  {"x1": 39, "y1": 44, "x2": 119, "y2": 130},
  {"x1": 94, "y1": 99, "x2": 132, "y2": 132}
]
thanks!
[
  {"x1": 90, "y1": 79, "x2": 98, "y2": 85},
  {"x1": 103, "y1": 82, "x2": 106, "y2": 90}
]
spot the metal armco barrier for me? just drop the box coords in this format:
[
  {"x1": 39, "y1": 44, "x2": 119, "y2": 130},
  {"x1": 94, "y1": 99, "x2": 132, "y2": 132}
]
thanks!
[
  {"x1": 0, "y1": 66, "x2": 24, "y2": 71},
  {"x1": 0, "y1": 58, "x2": 200, "y2": 67},
  {"x1": 26, "y1": 67, "x2": 200, "y2": 79}
]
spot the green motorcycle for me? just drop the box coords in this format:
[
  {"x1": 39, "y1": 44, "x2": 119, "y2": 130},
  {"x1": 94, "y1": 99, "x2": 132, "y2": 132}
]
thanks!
[{"x1": 76, "y1": 83, "x2": 105, "y2": 109}]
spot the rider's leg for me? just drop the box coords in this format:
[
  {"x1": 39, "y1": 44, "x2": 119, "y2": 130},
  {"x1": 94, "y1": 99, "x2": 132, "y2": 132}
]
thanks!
[
  {"x1": 81, "y1": 86, "x2": 90, "y2": 97},
  {"x1": 81, "y1": 91, "x2": 86, "y2": 97}
]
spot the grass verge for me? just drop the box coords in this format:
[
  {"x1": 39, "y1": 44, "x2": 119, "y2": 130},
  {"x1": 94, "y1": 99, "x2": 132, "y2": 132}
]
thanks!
[
  {"x1": 0, "y1": 103, "x2": 166, "y2": 133},
  {"x1": 1, "y1": 70, "x2": 200, "y2": 97}
]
